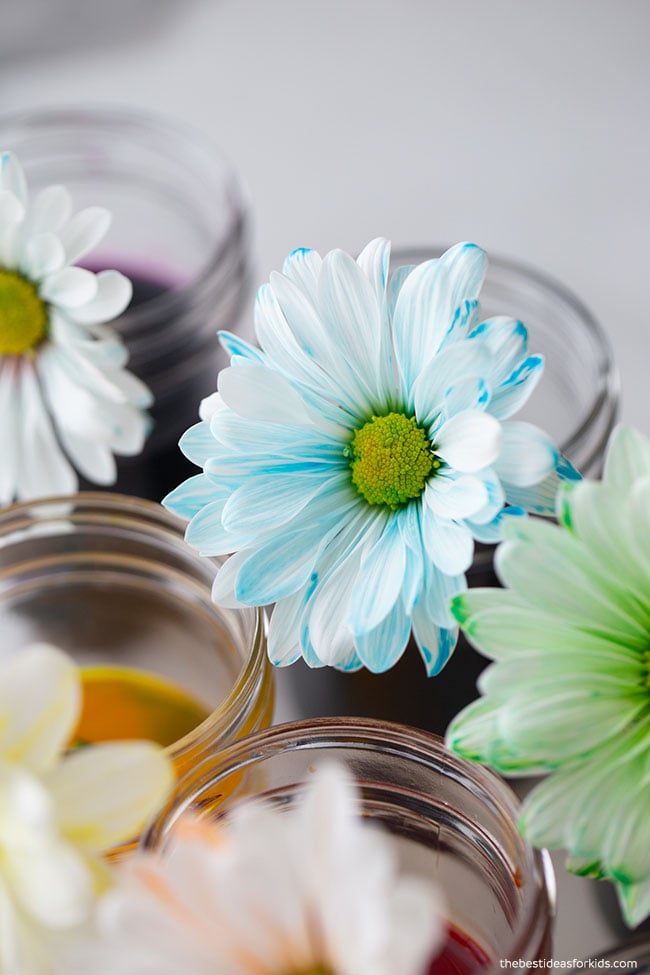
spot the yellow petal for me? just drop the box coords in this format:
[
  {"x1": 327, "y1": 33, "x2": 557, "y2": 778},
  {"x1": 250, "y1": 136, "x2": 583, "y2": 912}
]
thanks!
[
  {"x1": 47, "y1": 742, "x2": 175, "y2": 853},
  {"x1": 0, "y1": 644, "x2": 80, "y2": 774}
]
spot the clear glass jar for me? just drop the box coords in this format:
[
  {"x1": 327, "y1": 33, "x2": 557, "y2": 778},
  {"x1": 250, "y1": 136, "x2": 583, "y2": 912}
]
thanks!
[
  {"x1": 0, "y1": 493, "x2": 274, "y2": 782},
  {"x1": 0, "y1": 106, "x2": 252, "y2": 501},
  {"x1": 279, "y1": 247, "x2": 620, "y2": 734},
  {"x1": 143, "y1": 718, "x2": 555, "y2": 969}
]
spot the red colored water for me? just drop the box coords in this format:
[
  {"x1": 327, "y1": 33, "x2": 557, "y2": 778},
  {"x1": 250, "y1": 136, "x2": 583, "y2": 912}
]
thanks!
[{"x1": 428, "y1": 924, "x2": 491, "y2": 975}]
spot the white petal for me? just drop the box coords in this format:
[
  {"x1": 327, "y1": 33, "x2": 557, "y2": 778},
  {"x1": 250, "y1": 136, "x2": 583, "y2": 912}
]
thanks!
[
  {"x1": 163, "y1": 474, "x2": 224, "y2": 522},
  {"x1": 198, "y1": 391, "x2": 223, "y2": 421},
  {"x1": 356, "y1": 237, "x2": 390, "y2": 304},
  {"x1": 40, "y1": 266, "x2": 98, "y2": 308},
  {"x1": 392, "y1": 242, "x2": 487, "y2": 387},
  {"x1": 0, "y1": 362, "x2": 20, "y2": 503},
  {"x1": 48, "y1": 742, "x2": 174, "y2": 853},
  {"x1": 0, "y1": 188, "x2": 25, "y2": 227},
  {"x1": 20, "y1": 231, "x2": 65, "y2": 280},
  {"x1": 0, "y1": 152, "x2": 28, "y2": 204},
  {"x1": 267, "y1": 589, "x2": 308, "y2": 666},
  {"x1": 412, "y1": 340, "x2": 490, "y2": 424},
  {"x1": 317, "y1": 249, "x2": 383, "y2": 400},
  {"x1": 435, "y1": 409, "x2": 501, "y2": 472},
  {"x1": 424, "y1": 473, "x2": 488, "y2": 520},
  {"x1": 349, "y1": 519, "x2": 406, "y2": 635},
  {"x1": 55, "y1": 426, "x2": 117, "y2": 485},
  {"x1": 488, "y1": 355, "x2": 544, "y2": 420},
  {"x1": 218, "y1": 363, "x2": 315, "y2": 426},
  {"x1": 354, "y1": 599, "x2": 411, "y2": 672},
  {"x1": 222, "y1": 471, "x2": 337, "y2": 535},
  {"x1": 495, "y1": 421, "x2": 558, "y2": 487},
  {"x1": 0, "y1": 645, "x2": 79, "y2": 773},
  {"x1": 421, "y1": 509, "x2": 474, "y2": 574},
  {"x1": 211, "y1": 550, "x2": 253, "y2": 608},
  {"x1": 16, "y1": 365, "x2": 78, "y2": 501},
  {"x1": 27, "y1": 185, "x2": 72, "y2": 235},
  {"x1": 308, "y1": 538, "x2": 368, "y2": 667},
  {"x1": 67, "y1": 270, "x2": 132, "y2": 325},
  {"x1": 236, "y1": 514, "x2": 339, "y2": 604},
  {"x1": 58, "y1": 206, "x2": 111, "y2": 264},
  {"x1": 281, "y1": 246, "x2": 322, "y2": 304}
]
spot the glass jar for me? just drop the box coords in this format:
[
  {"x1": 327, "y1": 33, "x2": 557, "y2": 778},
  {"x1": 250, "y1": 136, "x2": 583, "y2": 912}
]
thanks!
[
  {"x1": 0, "y1": 493, "x2": 274, "y2": 782},
  {"x1": 0, "y1": 106, "x2": 251, "y2": 501},
  {"x1": 143, "y1": 718, "x2": 555, "y2": 969},
  {"x1": 279, "y1": 247, "x2": 620, "y2": 734}
]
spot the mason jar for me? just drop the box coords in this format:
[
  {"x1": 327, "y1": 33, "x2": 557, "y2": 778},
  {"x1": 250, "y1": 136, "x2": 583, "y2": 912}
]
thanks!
[
  {"x1": 0, "y1": 106, "x2": 251, "y2": 501},
  {"x1": 144, "y1": 718, "x2": 555, "y2": 970},
  {"x1": 0, "y1": 493, "x2": 274, "y2": 783},
  {"x1": 279, "y1": 247, "x2": 620, "y2": 734}
]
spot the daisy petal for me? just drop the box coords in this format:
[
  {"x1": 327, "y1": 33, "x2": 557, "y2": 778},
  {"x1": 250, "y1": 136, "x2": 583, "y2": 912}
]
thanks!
[
  {"x1": 235, "y1": 516, "x2": 338, "y2": 604},
  {"x1": 27, "y1": 185, "x2": 71, "y2": 236},
  {"x1": 0, "y1": 188, "x2": 24, "y2": 227},
  {"x1": 356, "y1": 237, "x2": 390, "y2": 304},
  {"x1": 16, "y1": 366, "x2": 78, "y2": 501},
  {"x1": 39, "y1": 266, "x2": 98, "y2": 308},
  {"x1": 281, "y1": 246, "x2": 322, "y2": 304},
  {"x1": 425, "y1": 474, "x2": 488, "y2": 520},
  {"x1": 163, "y1": 474, "x2": 223, "y2": 521},
  {"x1": 21, "y1": 231, "x2": 65, "y2": 279},
  {"x1": 218, "y1": 364, "x2": 315, "y2": 426},
  {"x1": 48, "y1": 742, "x2": 174, "y2": 853},
  {"x1": 267, "y1": 589, "x2": 308, "y2": 666},
  {"x1": 58, "y1": 206, "x2": 111, "y2": 264},
  {"x1": 66, "y1": 270, "x2": 132, "y2": 324},
  {"x1": 349, "y1": 520, "x2": 406, "y2": 635},
  {"x1": 0, "y1": 645, "x2": 79, "y2": 774},
  {"x1": 411, "y1": 607, "x2": 458, "y2": 677},
  {"x1": 0, "y1": 152, "x2": 28, "y2": 205},
  {"x1": 421, "y1": 513, "x2": 474, "y2": 575},
  {"x1": 495, "y1": 421, "x2": 558, "y2": 487},
  {"x1": 435, "y1": 410, "x2": 501, "y2": 472},
  {"x1": 488, "y1": 355, "x2": 544, "y2": 420},
  {"x1": 412, "y1": 340, "x2": 490, "y2": 423},
  {"x1": 355, "y1": 599, "x2": 411, "y2": 673},
  {"x1": 393, "y1": 242, "x2": 487, "y2": 387},
  {"x1": 179, "y1": 421, "x2": 216, "y2": 467},
  {"x1": 603, "y1": 425, "x2": 650, "y2": 491}
]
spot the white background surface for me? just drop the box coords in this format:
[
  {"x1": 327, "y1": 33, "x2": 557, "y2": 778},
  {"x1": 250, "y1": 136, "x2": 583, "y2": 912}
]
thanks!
[{"x1": 3, "y1": 0, "x2": 649, "y2": 960}]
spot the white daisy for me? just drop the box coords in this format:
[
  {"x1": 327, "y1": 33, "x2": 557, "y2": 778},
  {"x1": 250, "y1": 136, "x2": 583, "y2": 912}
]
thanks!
[
  {"x1": 0, "y1": 644, "x2": 174, "y2": 974},
  {"x1": 165, "y1": 239, "x2": 578, "y2": 674},
  {"x1": 0, "y1": 151, "x2": 152, "y2": 503},
  {"x1": 67, "y1": 764, "x2": 444, "y2": 975},
  {"x1": 446, "y1": 425, "x2": 650, "y2": 927}
]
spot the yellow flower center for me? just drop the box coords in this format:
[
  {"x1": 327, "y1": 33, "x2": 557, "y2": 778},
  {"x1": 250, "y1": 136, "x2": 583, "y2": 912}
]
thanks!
[
  {"x1": 0, "y1": 269, "x2": 48, "y2": 356},
  {"x1": 348, "y1": 412, "x2": 437, "y2": 509}
]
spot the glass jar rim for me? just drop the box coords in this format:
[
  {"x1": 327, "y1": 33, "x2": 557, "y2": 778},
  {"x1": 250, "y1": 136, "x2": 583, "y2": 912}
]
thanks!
[
  {"x1": 142, "y1": 716, "x2": 556, "y2": 962},
  {"x1": 0, "y1": 103, "x2": 251, "y2": 334},
  {"x1": 0, "y1": 491, "x2": 268, "y2": 759},
  {"x1": 392, "y1": 244, "x2": 619, "y2": 475}
]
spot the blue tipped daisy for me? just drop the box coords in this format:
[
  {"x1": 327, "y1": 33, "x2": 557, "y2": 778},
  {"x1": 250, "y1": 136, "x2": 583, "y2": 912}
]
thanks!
[{"x1": 165, "y1": 239, "x2": 577, "y2": 675}]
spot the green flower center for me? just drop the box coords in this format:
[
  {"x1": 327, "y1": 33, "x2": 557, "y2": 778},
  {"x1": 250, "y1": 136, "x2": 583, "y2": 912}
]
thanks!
[
  {"x1": 348, "y1": 412, "x2": 437, "y2": 509},
  {"x1": 0, "y1": 269, "x2": 48, "y2": 356}
]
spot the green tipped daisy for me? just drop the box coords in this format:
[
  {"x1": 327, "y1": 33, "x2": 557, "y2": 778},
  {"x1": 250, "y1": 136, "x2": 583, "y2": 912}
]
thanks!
[{"x1": 446, "y1": 425, "x2": 650, "y2": 928}]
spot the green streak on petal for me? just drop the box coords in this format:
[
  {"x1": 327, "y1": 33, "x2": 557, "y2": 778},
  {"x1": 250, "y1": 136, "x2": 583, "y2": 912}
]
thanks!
[{"x1": 450, "y1": 595, "x2": 472, "y2": 625}]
